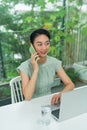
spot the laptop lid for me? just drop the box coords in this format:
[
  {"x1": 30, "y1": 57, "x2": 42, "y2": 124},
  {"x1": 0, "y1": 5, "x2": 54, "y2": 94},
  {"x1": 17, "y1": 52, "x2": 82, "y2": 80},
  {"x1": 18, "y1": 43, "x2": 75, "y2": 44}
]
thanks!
[{"x1": 51, "y1": 85, "x2": 87, "y2": 122}]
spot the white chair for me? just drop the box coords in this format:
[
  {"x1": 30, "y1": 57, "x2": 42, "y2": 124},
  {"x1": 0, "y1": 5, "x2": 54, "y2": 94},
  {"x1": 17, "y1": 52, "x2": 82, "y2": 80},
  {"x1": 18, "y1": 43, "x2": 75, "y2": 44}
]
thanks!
[{"x1": 9, "y1": 76, "x2": 24, "y2": 103}]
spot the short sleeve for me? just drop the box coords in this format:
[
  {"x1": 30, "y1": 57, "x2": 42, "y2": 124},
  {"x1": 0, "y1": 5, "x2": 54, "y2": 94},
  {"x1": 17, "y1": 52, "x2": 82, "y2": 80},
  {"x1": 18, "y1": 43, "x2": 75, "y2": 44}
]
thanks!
[
  {"x1": 54, "y1": 58, "x2": 62, "y2": 72},
  {"x1": 17, "y1": 60, "x2": 30, "y2": 76}
]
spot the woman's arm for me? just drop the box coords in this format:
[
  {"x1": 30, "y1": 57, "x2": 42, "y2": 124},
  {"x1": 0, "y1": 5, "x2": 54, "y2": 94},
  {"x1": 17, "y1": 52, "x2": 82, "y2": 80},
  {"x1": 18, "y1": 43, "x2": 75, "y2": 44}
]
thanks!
[
  {"x1": 57, "y1": 67, "x2": 75, "y2": 92},
  {"x1": 20, "y1": 52, "x2": 39, "y2": 100},
  {"x1": 20, "y1": 69, "x2": 38, "y2": 100},
  {"x1": 51, "y1": 67, "x2": 75, "y2": 104}
]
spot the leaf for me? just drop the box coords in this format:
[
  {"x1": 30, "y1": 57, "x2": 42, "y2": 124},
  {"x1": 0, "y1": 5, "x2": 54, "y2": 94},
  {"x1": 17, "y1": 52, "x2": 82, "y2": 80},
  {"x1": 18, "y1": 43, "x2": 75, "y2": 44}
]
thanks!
[{"x1": 48, "y1": 0, "x2": 55, "y2": 3}]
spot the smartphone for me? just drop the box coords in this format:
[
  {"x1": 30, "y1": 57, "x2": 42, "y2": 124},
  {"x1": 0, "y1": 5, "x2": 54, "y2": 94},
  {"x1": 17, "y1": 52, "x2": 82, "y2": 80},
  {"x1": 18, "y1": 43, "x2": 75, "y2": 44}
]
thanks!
[{"x1": 29, "y1": 44, "x2": 36, "y2": 54}]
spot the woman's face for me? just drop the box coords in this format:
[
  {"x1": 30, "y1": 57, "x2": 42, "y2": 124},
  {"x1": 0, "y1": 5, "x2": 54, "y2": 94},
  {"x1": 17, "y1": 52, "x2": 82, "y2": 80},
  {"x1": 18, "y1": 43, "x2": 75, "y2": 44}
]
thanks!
[{"x1": 33, "y1": 34, "x2": 50, "y2": 57}]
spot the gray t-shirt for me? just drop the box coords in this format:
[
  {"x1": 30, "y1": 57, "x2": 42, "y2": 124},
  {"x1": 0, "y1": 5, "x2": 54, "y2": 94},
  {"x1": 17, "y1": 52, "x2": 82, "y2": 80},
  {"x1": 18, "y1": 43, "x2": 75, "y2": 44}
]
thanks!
[{"x1": 17, "y1": 55, "x2": 62, "y2": 98}]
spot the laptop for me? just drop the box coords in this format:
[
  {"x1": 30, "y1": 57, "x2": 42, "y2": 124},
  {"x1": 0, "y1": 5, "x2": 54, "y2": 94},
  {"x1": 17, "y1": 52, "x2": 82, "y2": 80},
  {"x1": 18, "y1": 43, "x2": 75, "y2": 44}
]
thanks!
[{"x1": 51, "y1": 85, "x2": 87, "y2": 122}]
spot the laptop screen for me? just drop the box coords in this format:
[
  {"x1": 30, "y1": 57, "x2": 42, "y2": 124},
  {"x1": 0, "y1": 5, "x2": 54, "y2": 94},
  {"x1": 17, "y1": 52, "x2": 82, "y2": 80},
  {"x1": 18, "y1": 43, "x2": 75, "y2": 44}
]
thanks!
[{"x1": 51, "y1": 86, "x2": 87, "y2": 122}]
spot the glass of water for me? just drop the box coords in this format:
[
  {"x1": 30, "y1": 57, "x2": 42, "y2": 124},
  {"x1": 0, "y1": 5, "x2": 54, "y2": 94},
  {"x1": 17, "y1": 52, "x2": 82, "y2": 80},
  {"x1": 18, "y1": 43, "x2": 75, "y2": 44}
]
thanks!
[{"x1": 40, "y1": 105, "x2": 51, "y2": 126}]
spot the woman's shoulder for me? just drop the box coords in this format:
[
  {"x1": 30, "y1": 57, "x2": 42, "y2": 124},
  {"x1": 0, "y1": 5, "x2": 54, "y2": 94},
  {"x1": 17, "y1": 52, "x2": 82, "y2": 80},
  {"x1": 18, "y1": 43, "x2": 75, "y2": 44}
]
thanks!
[
  {"x1": 17, "y1": 59, "x2": 32, "y2": 75},
  {"x1": 20, "y1": 59, "x2": 31, "y2": 66},
  {"x1": 47, "y1": 55, "x2": 61, "y2": 63},
  {"x1": 47, "y1": 56, "x2": 62, "y2": 71}
]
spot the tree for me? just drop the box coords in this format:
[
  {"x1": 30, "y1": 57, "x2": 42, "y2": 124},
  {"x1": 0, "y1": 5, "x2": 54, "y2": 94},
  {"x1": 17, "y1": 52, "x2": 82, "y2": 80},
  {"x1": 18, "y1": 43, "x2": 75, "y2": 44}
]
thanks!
[{"x1": 0, "y1": 0, "x2": 87, "y2": 79}]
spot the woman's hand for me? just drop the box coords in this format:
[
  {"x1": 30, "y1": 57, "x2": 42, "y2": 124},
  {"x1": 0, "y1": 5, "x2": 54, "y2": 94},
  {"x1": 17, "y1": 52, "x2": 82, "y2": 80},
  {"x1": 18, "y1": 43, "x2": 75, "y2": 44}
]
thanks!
[
  {"x1": 31, "y1": 52, "x2": 40, "y2": 72},
  {"x1": 51, "y1": 92, "x2": 62, "y2": 105}
]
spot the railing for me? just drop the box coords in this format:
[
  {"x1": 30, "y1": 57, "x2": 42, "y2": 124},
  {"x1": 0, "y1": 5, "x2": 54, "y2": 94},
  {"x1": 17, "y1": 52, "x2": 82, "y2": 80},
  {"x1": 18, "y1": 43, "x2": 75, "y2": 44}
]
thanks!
[{"x1": 0, "y1": 82, "x2": 11, "y2": 106}]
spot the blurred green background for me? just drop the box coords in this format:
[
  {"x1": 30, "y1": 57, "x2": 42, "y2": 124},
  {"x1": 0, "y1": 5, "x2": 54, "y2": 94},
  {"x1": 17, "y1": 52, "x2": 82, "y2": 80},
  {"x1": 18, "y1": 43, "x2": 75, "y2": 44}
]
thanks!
[{"x1": 0, "y1": 0, "x2": 87, "y2": 105}]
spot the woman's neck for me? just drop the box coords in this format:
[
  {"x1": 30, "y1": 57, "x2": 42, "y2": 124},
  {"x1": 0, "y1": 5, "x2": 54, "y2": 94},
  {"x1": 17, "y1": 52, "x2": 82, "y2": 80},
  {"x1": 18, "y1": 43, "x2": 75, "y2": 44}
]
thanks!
[{"x1": 38, "y1": 56, "x2": 47, "y2": 64}]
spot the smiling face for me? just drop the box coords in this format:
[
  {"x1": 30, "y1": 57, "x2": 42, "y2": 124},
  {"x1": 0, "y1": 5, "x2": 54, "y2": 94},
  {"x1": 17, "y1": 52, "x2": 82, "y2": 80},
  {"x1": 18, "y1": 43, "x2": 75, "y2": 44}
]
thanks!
[{"x1": 33, "y1": 34, "x2": 50, "y2": 58}]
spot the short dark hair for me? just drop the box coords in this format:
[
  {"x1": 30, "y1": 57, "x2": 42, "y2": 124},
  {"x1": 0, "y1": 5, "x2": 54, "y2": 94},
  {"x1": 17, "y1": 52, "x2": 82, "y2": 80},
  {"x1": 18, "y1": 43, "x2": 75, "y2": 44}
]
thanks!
[{"x1": 30, "y1": 28, "x2": 51, "y2": 44}]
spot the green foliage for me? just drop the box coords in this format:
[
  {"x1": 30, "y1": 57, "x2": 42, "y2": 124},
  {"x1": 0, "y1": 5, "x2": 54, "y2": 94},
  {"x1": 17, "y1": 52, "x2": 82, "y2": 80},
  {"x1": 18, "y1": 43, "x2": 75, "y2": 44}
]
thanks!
[
  {"x1": 82, "y1": 26, "x2": 87, "y2": 35},
  {"x1": 36, "y1": 0, "x2": 46, "y2": 9},
  {"x1": 65, "y1": 68, "x2": 80, "y2": 83},
  {"x1": 0, "y1": 0, "x2": 87, "y2": 80},
  {"x1": 48, "y1": 0, "x2": 55, "y2": 3},
  {"x1": 0, "y1": 86, "x2": 10, "y2": 99}
]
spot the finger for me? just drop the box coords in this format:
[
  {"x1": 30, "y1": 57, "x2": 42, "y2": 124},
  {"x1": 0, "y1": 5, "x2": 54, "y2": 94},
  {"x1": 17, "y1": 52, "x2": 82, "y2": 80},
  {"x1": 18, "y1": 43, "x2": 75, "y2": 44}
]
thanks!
[
  {"x1": 33, "y1": 52, "x2": 38, "y2": 56},
  {"x1": 34, "y1": 53, "x2": 39, "y2": 58},
  {"x1": 31, "y1": 53, "x2": 39, "y2": 61},
  {"x1": 35, "y1": 55, "x2": 40, "y2": 61},
  {"x1": 36, "y1": 57, "x2": 40, "y2": 62},
  {"x1": 51, "y1": 97, "x2": 56, "y2": 105},
  {"x1": 55, "y1": 97, "x2": 59, "y2": 104}
]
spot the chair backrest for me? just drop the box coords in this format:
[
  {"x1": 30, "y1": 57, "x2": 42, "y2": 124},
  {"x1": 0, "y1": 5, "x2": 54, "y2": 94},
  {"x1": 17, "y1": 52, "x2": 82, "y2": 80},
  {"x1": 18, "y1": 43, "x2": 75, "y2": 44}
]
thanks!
[{"x1": 9, "y1": 76, "x2": 24, "y2": 103}]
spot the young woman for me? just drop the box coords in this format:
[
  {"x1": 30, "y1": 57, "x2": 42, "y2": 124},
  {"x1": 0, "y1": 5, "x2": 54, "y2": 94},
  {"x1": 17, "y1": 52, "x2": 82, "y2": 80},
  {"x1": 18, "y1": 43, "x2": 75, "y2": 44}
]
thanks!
[{"x1": 17, "y1": 28, "x2": 75, "y2": 105}]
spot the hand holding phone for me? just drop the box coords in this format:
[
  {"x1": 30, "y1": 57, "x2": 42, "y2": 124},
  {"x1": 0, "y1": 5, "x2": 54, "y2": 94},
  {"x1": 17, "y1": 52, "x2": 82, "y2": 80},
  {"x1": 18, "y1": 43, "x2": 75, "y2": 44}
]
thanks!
[{"x1": 29, "y1": 44, "x2": 40, "y2": 62}]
